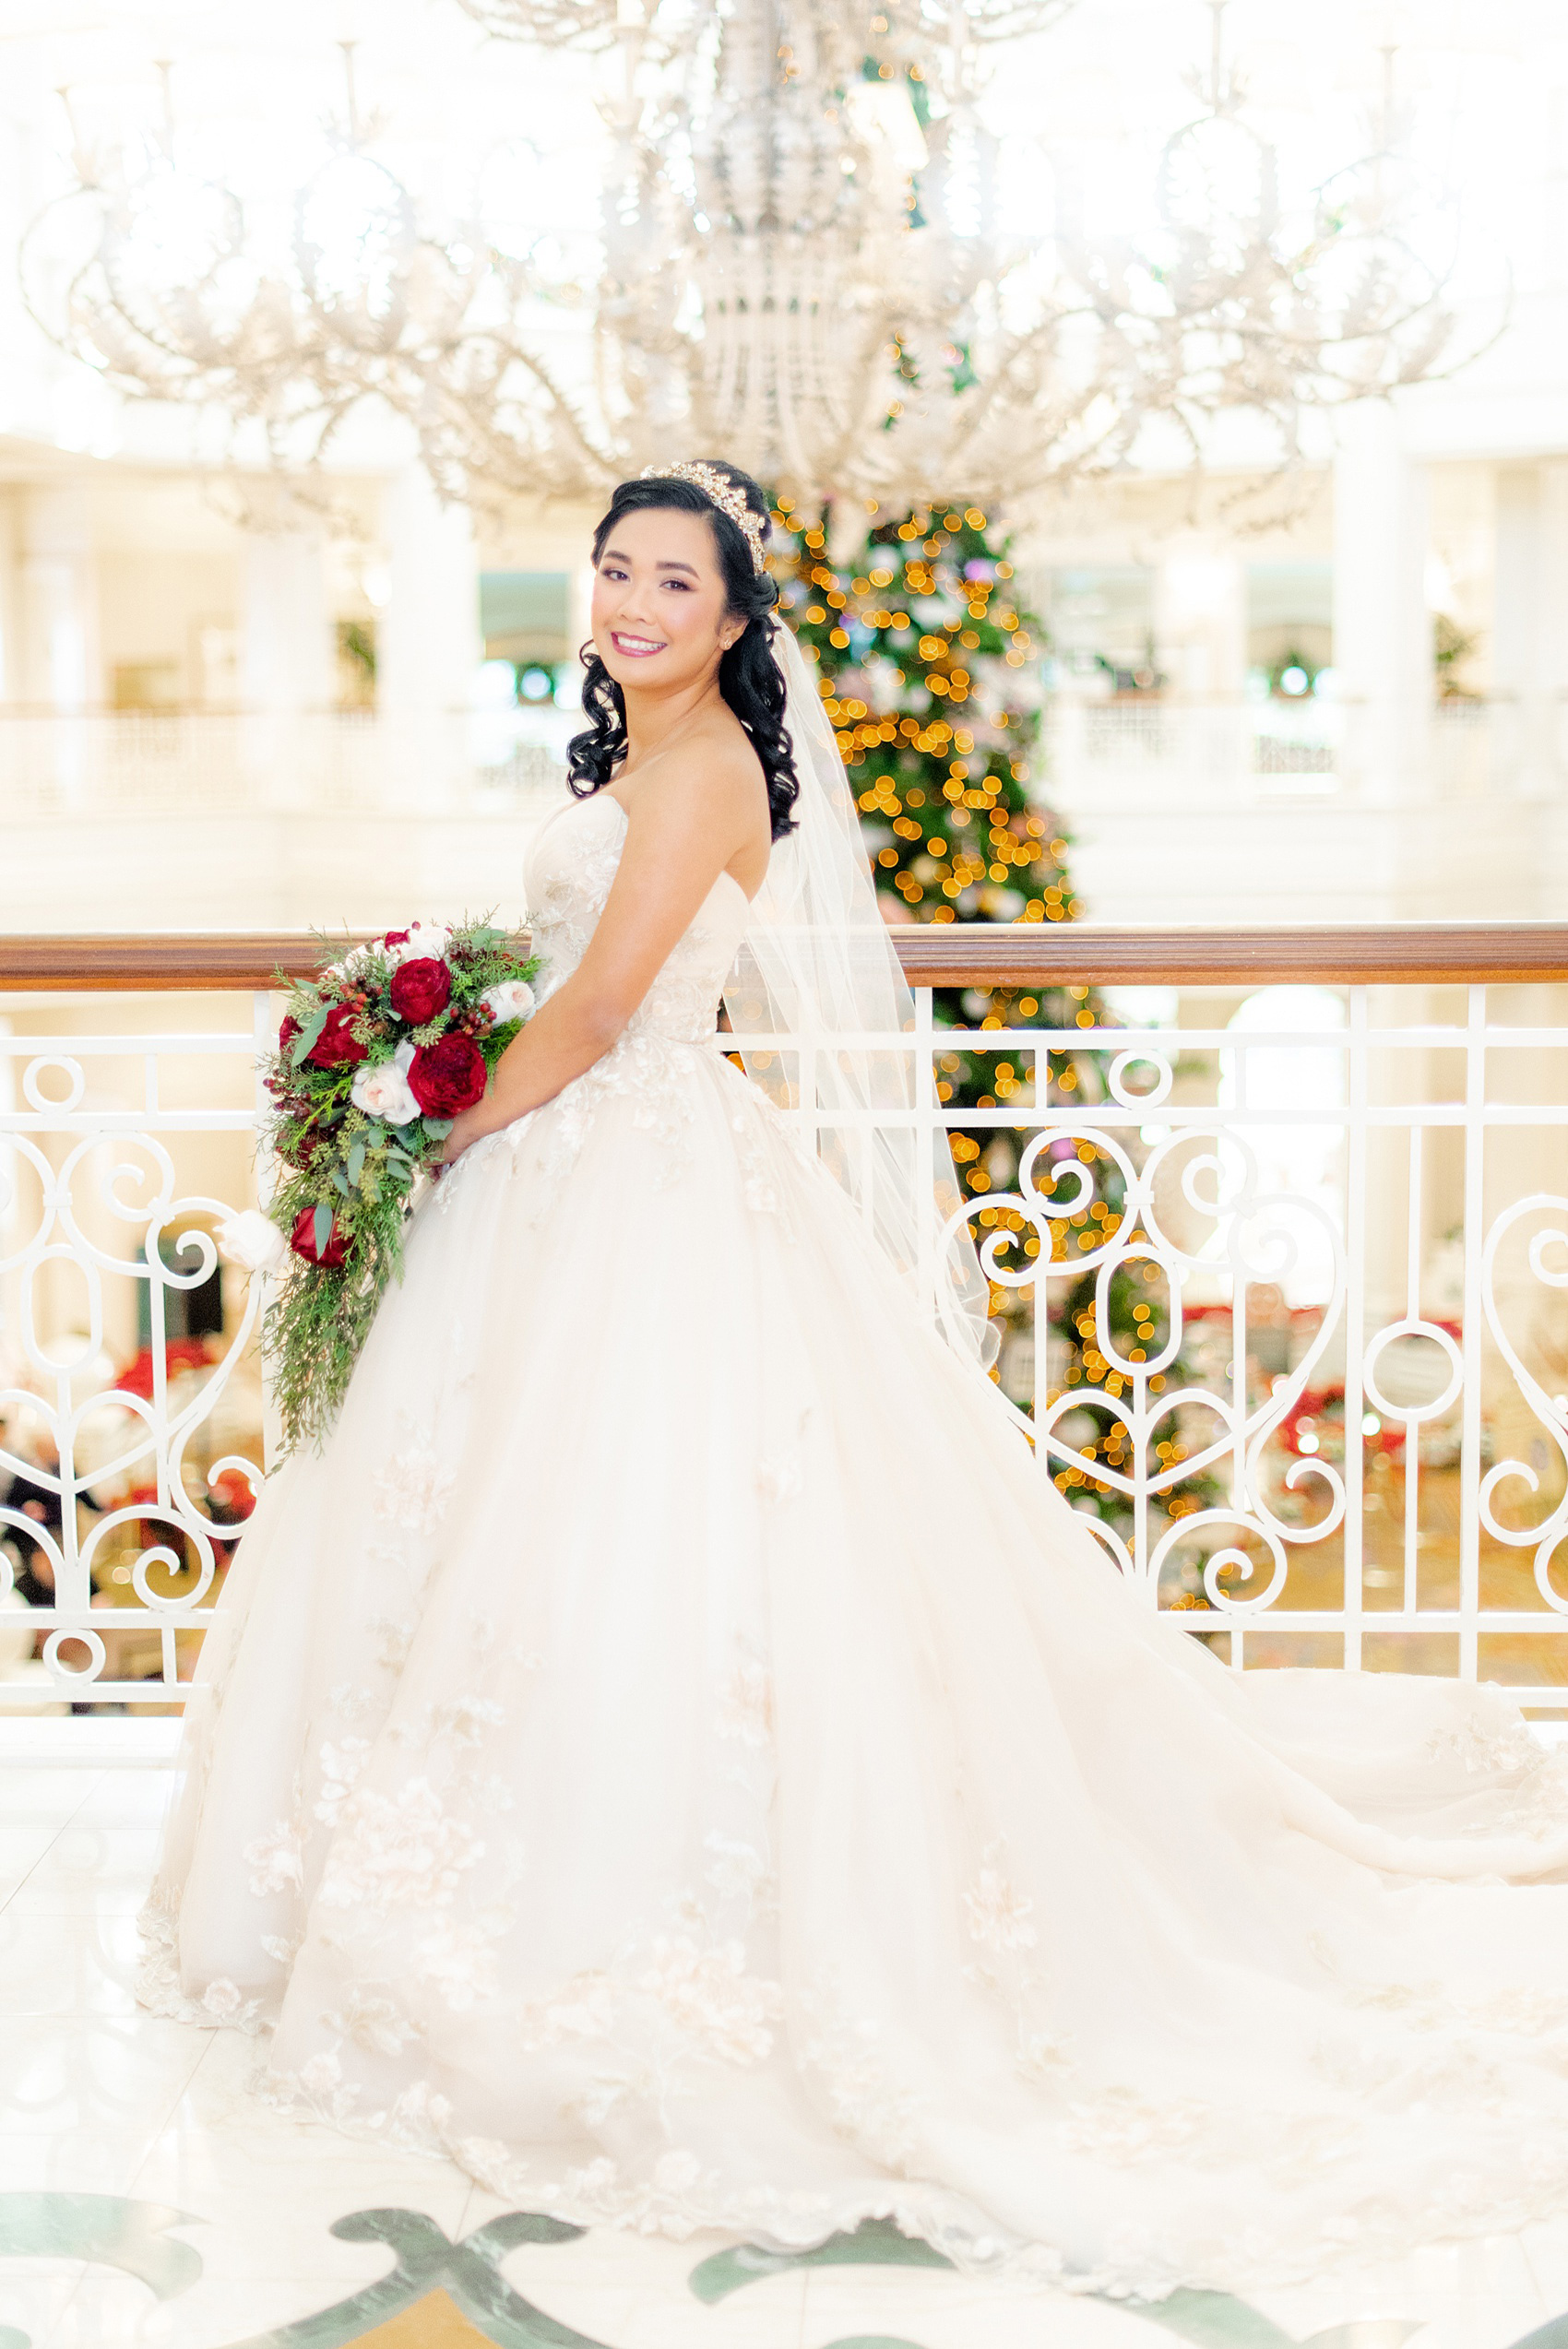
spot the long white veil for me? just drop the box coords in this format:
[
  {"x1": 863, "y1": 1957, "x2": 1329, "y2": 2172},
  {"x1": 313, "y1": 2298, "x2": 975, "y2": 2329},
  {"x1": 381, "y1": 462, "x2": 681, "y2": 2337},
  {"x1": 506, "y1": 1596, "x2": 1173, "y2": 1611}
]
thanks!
[{"x1": 723, "y1": 620, "x2": 995, "y2": 1369}]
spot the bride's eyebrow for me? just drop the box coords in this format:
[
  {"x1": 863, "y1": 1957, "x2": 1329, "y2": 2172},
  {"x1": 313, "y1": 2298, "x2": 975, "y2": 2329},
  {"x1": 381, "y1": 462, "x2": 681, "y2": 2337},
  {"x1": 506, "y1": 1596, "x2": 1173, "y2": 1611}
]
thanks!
[{"x1": 600, "y1": 544, "x2": 700, "y2": 578}]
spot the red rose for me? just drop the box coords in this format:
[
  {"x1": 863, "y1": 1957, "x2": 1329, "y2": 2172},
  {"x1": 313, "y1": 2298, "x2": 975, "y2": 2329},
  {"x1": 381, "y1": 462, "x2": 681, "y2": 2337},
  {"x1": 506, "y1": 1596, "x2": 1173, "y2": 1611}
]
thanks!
[
  {"x1": 305, "y1": 1003, "x2": 368, "y2": 1069},
  {"x1": 389, "y1": 956, "x2": 452, "y2": 1024},
  {"x1": 290, "y1": 1204, "x2": 348, "y2": 1268},
  {"x1": 279, "y1": 1014, "x2": 301, "y2": 1054},
  {"x1": 408, "y1": 1033, "x2": 487, "y2": 1117},
  {"x1": 383, "y1": 929, "x2": 410, "y2": 947}
]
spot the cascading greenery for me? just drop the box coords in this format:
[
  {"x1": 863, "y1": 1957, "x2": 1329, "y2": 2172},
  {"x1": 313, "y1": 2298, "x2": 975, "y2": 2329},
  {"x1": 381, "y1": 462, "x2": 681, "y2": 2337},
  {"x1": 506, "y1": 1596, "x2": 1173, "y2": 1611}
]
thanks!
[{"x1": 262, "y1": 920, "x2": 540, "y2": 1452}]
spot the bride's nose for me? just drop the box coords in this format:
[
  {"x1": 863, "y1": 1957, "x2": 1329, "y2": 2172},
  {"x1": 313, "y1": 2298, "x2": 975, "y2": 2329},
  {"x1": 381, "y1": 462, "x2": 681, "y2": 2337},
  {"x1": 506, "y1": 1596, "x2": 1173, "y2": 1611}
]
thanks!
[{"x1": 612, "y1": 568, "x2": 656, "y2": 623}]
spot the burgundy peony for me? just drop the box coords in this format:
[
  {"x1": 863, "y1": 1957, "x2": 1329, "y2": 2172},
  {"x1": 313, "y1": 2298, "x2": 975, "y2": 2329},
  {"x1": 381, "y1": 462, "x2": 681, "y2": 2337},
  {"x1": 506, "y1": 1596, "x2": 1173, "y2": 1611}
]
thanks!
[
  {"x1": 290, "y1": 1204, "x2": 348, "y2": 1268},
  {"x1": 382, "y1": 928, "x2": 410, "y2": 947},
  {"x1": 408, "y1": 1033, "x2": 487, "y2": 1117},
  {"x1": 279, "y1": 1013, "x2": 302, "y2": 1054},
  {"x1": 388, "y1": 955, "x2": 453, "y2": 1024},
  {"x1": 305, "y1": 1003, "x2": 369, "y2": 1069}
]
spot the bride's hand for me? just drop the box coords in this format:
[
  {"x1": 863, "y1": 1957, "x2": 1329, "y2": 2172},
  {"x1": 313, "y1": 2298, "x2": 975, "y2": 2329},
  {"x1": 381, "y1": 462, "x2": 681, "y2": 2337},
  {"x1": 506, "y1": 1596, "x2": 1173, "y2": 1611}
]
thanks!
[{"x1": 440, "y1": 1107, "x2": 487, "y2": 1166}]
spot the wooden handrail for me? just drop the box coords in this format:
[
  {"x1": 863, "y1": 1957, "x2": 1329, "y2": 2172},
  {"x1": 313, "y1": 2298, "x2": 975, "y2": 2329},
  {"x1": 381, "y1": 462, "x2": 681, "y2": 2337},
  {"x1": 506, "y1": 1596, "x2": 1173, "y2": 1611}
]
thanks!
[
  {"x1": 1, "y1": 924, "x2": 1566, "y2": 993},
  {"x1": 894, "y1": 923, "x2": 1568, "y2": 987}
]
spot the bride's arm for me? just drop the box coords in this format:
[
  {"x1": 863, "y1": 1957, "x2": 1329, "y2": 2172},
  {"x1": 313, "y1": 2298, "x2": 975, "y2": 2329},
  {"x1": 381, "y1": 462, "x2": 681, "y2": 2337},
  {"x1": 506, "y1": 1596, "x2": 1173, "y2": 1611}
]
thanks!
[{"x1": 442, "y1": 756, "x2": 754, "y2": 1158}]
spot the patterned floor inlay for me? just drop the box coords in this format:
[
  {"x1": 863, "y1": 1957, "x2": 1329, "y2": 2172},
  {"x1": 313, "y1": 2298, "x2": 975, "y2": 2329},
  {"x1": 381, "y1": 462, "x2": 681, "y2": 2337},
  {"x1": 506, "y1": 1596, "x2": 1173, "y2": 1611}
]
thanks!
[
  {"x1": 220, "y1": 2211, "x2": 592, "y2": 2347},
  {"x1": 1, "y1": 1754, "x2": 1562, "y2": 2349},
  {"x1": 0, "y1": 2196, "x2": 202, "y2": 2302},
  {"x1": 0, "y1": 2196, "x2": 1455, "y2": 2349},
  {"x1": 688, "y1": 2216, "x2": 954, "y2": 2301}
]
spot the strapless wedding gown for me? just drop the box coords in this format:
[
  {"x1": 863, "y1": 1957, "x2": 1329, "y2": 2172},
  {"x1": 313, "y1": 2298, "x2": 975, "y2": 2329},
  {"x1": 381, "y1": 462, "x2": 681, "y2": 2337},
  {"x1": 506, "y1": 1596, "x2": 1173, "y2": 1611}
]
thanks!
[{"x1": 142, "y1": 789, "x2": 1568, "y2": 2300}]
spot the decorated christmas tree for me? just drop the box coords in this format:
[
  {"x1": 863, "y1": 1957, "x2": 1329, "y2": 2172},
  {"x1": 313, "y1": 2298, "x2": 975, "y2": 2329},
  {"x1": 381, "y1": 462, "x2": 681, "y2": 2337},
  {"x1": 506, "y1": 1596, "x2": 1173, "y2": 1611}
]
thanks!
[{"x1": 769, "y1": 495, "x2": 1214, "y2": 1553}]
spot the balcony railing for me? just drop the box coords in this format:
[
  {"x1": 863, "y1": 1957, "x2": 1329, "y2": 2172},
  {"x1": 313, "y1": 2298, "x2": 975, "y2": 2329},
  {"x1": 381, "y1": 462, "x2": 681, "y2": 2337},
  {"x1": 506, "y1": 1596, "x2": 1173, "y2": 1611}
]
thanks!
[
  {"x1": 6, "y1": 698, "x2": 1559, "y2": 822},
  {"x1": 4, "y1": 923, "x2": 1568, "y2": 1715},
  {"x1": 0, "y1": 706, "x2": 572, "y2": 816},
  {"x1": 1043, "y1": 695, "x2": 1566, "y2": 802}
]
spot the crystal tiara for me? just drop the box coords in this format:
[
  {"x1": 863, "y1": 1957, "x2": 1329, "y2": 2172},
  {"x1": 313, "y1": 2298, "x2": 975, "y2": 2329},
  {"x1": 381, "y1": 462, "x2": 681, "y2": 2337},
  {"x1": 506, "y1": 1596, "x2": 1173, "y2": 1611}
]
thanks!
[{"x1": 639, "y1": 461, "x2": 767, "y2": 573}]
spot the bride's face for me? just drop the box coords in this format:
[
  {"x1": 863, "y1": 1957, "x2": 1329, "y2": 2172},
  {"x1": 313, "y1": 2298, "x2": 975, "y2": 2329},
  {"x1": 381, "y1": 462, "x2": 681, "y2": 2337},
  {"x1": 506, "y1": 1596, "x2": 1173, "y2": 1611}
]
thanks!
[{"x1": 590, "y1": 505, "x2": 744, "y2": 692}]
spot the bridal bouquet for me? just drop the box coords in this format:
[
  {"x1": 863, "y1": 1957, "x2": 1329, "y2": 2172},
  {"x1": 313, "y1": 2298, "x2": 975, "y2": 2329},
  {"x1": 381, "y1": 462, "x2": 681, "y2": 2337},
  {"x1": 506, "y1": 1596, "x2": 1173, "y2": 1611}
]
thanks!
[{"x1": 222, "y1": 919, "x2": 541, "y2": 1451}]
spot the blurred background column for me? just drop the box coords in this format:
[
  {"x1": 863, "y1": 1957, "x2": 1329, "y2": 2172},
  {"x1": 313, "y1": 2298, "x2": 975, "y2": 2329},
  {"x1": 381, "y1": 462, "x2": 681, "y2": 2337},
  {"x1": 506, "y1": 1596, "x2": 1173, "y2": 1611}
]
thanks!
[
  {"x1": 19, "y1": 486, "x2": 98, "y2": 713},
  {"x1": 18, "y1": 485, "x2": 100, "y2": 810},
  {"x1": 241, "y1": 530, "x2": 332, "y2": 717},
  {"x1": 0, "y1": 492, "x2": 18, "y2": 705},
  {"x1": 1493, "y1": 460, "x2": 1568, "y2": 801},
  {"x1": 1333, "y1": 401, "x2": 1430, "y2": 805},
  {"x1": 1154, "y1": 544, "x2": 1246, "y2": 700},
  {"x1": 379, "y1": 463, "x2": 482, "y2": 804},
  {"x1": 240, "y1": 528, "x2": 332, "y2": 813}
]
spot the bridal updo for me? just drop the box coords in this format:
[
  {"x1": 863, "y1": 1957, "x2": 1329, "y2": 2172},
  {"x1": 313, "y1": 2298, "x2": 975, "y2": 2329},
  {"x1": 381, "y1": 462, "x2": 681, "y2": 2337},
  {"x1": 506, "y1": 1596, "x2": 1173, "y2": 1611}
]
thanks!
[{"x1": 568, "y1": 461, "x2": 800, "y2": 841}]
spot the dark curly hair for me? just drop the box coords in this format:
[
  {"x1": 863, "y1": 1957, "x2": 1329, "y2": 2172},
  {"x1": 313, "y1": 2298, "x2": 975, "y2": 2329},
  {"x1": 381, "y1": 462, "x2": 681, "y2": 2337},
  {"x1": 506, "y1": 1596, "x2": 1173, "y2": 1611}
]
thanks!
[{"x1": 567, "y1": 461, "x2": 799, "y2": 841}]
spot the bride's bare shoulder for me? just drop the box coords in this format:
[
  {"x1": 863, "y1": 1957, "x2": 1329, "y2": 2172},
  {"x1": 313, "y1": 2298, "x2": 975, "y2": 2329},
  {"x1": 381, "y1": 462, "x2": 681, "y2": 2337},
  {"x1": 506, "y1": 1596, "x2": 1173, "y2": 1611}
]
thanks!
[{"x1": 634, "y1": 712, "x2": 767, "y2": 836}]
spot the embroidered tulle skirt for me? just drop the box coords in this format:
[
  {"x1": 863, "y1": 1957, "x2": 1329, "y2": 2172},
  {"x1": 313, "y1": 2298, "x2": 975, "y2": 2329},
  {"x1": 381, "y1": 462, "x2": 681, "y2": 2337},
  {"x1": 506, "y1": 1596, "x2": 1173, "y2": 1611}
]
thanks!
[{"x1": 141, "y1": 1032, "x2": 1568, "y2": 2300}]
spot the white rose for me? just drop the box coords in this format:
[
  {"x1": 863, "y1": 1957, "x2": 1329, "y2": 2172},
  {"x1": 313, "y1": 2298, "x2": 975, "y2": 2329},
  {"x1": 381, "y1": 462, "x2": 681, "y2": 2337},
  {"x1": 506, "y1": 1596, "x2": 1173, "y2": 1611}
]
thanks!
[
  {"x1": 351, "y1": 1058, "x2": 421, "y2": 1126},
  {"x1": 388, "y1": 920, "x2": 453, "y2": 968},
  {"x1": 322, "y1": 942, "x2": 375, "y2": 984},
  {"x1": 216, "y1": 1209, "x2": 288, "y2": 1275},
  {"x1": 481, "y1": 979, "x2": 534, "y2": 1024}
]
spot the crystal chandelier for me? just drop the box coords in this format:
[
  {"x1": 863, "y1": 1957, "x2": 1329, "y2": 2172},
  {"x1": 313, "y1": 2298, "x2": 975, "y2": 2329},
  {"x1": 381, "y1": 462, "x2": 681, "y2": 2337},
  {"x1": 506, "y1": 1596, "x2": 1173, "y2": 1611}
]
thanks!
[
  {"x1": 423, "y1": 0, "x2": 1475, "y2": 506},
  {"x1": 19, "y1": 5, "x2": 1479, "y2": 516}
]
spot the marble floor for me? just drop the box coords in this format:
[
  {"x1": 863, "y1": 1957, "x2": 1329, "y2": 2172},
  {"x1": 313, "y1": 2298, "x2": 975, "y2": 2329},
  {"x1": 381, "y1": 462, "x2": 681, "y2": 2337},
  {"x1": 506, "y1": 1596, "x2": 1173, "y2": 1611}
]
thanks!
[{"x1": 6, "y1": 1726, "x2": 1568, "y2": 2349}]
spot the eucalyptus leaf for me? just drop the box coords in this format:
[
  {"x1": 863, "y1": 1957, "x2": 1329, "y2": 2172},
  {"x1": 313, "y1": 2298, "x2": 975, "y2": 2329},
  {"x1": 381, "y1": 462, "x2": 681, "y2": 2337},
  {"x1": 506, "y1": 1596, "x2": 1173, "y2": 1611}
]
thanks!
[
  {"x1": 330, "y1": 1165, "x2": 351, "y2": 1199},
  {"x1": 347, "y1": 1137, "x2": 366, "y2": 1187},
  {"x1": 291, "y1": 1004, "x2": 330, "y2": 1068},
  {"x1": 312, "y1": 1204, "x2": 333, "y2": 1258},
  {"x1": 422, "y1": 1117, "x2": 454, "y2": 1141}
]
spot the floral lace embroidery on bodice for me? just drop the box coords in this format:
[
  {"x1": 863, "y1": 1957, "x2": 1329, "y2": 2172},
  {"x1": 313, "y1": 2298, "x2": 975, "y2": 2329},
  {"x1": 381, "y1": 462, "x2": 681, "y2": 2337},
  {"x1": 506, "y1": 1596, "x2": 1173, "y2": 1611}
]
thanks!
[
  {"x1": 528, "y1": 790, "x2": 751, "y2": 1044},
  {"x1": 435, "y1": 790, "x2": 758, "y2": 1214}
]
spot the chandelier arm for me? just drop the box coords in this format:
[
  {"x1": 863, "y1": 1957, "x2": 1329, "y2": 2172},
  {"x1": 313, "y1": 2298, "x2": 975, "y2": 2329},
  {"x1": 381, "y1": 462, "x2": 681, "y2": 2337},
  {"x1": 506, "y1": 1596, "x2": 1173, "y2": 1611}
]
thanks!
[{"x1": 488, "y1": 335, "x2": 624, "y2": 477}]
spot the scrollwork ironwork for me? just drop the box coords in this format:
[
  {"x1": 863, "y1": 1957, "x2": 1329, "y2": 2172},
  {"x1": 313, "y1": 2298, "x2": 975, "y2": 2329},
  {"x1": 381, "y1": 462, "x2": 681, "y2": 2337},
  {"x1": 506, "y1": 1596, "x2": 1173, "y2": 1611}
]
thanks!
[{"x1": 0, "y1": 1033, "x2": 267, "y2": 1707}]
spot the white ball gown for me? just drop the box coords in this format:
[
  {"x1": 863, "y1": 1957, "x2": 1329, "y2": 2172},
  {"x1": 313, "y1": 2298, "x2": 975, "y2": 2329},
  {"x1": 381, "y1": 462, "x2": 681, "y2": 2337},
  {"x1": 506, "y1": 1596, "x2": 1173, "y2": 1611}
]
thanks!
[{"x1": 142, "y1": 784, "x2": 1568, "y2": 2303}]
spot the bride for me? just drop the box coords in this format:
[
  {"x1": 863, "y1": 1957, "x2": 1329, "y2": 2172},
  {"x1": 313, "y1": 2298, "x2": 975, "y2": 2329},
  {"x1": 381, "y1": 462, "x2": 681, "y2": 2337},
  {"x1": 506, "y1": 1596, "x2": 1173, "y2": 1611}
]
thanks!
[{"x1": 142, "y1": 459, "x2": 1568, "y2": 2301}]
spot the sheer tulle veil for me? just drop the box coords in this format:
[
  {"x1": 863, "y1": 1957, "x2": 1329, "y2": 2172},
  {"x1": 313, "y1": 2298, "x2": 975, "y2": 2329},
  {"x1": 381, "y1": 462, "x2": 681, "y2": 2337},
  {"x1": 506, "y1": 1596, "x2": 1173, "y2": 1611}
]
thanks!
[{"x1": 724, "y1": 618, "x2": 994, "y2": 1366}]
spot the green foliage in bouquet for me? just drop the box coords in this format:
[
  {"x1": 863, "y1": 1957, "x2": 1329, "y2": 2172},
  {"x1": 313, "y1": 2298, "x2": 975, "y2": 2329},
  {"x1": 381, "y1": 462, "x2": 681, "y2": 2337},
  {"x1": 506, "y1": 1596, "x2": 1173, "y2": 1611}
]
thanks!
[{"x1": 260, "y1": 918, "x2": 540, "y2": 1453}]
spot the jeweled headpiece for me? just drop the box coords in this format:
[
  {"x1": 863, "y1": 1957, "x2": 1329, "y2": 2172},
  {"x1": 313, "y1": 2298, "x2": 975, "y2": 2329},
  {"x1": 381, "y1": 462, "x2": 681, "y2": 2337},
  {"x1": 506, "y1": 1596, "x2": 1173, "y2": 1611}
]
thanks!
[{"x1": 639, "y1": 461, "x2": 767, "y2": 574}]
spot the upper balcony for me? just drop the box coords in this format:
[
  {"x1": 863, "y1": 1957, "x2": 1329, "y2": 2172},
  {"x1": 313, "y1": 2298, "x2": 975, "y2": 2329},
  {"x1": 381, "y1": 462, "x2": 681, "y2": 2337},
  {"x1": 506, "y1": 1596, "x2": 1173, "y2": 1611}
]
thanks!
[{"x1": 4, "y1": 694, "x2": 1560, "y2": 935}]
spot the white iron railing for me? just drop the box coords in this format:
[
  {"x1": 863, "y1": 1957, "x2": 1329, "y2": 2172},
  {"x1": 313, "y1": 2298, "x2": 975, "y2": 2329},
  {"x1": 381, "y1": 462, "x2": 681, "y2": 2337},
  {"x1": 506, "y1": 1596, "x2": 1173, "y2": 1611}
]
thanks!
[
  {"x1": 3, "y1": 925, "x2": 1568, "y2": 1714},
  {"x1": 0, "y1": 706, "x2": 571, "y2": 816},
  {"x1": 1042, "y1": 695, "x2": 1565, "y2": 804}
]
